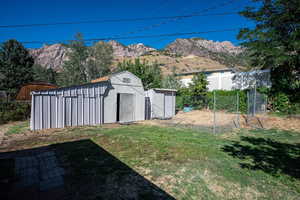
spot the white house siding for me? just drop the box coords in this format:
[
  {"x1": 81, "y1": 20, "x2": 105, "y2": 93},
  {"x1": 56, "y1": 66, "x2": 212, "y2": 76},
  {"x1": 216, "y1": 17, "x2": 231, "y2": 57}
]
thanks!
[
  {"x1": 179, "y1": 70, "x2": 235, "y2": 91},
  {"x1": 179, "y1": 69, "x2": 271, "y2": 91}
]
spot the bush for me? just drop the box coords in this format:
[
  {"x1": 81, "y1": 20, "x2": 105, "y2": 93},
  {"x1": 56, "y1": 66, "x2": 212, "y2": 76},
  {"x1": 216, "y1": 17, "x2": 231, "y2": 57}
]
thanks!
[
  {"x1": 176, "y1": 89, "x2": 247, "y2": 113},
  {"x1": 0, "y1": 102, "x2": 31, "y2": 124},
  {"x1": 271, "y1": 92, "x2": 290, "y2": 113},
  {"x1": 206, "y1": 90, "x2": 247, "y2": 113}
]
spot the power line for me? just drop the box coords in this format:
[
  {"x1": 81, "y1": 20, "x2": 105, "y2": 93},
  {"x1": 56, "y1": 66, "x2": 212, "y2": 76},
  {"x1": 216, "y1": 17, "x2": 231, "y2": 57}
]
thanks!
[
  {"x1": 110, "y1": 0, "x2": 240, "y2": 38},
  {"x1": 0, "y1": 12, "x2": 239, "y2": 29},
  {"x1": 18, "y1": 28, "x2": 242, "y2": 44}
]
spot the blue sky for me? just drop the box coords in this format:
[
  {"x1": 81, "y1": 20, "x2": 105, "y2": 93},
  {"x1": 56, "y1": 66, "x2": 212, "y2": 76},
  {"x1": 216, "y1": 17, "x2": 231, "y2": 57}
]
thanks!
[{"x1": 0, "y1": 0, "x2": 255, "y2": 49}]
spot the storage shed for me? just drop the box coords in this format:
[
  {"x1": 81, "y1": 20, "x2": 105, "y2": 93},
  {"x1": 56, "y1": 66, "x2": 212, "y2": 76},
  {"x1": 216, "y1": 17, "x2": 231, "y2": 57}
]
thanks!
[
  {"x1": 30, "y1": 71, "x2": 145, "y2": 130},
  {"x1": 17, "y1": 82, "x2": 58, "y2": 101},
  {"x1": 145, "y1": 88, "x2": 176, "y2": 119}
]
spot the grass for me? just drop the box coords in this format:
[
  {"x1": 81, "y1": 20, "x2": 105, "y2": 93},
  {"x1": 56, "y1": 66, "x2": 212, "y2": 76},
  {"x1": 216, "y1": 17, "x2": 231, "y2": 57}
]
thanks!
[
  {"x1": 1, "y1": 122, "x2": 300, "y2": 199},
  {"x1": 4, "y1": 121, "x2": 29, "y2": 135}
]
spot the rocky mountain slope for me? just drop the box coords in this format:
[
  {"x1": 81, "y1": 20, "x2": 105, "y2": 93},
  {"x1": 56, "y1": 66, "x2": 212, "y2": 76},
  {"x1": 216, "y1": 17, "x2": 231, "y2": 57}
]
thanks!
[
  {"x1": 29, "y1": 38, "x2": 247, "y2": 74},
  {"x1": 166, "y1": 38, "x2": 243, "y2": 56}
]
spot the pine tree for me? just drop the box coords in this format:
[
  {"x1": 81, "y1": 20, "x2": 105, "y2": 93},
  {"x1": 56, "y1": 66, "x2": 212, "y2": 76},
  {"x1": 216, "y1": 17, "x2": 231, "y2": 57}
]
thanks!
[
  {"x1": 86, "y1": 41, "x2": 113, "y2": 82},
  {"x1": 238, "y1": 0, "x2": 300, "y2": 101},
  {"x1": 59, "y1": 33, "x2": 89, "y2": 86},
  {"x1": 0, "y1": 39, "x2": 34, "y2": 94}
]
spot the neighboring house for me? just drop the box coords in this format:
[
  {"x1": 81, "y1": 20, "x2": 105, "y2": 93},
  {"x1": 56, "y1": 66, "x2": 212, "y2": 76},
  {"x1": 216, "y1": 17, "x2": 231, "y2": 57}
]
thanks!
[
  {"x1": 232, "y1": 69, "x2": 271, "y2": 90},
  {"x1": 177, "y1": 68, "x2": 271, "y2": 91},
  {"x1": 177, "y1": 68, "x2": 235, "y2": 91},
  {"x1": 16, "y1": 82, "x2": 58, "y2": 101}
]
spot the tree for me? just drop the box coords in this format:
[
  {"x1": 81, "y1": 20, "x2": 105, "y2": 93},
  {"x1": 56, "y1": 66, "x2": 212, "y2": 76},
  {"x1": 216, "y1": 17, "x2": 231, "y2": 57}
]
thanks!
[
  {"x1": 32, "y1": 64, "x2": 57, "y2": 84},
  {"x1": 117, "y1": 58, "x2": 162, "y2": 89},
  {"x1": 86, "y1": 41, "x2": 113, "y2": 82},
  {"x1": 59, "y1": 33, "x2": 113, "y2": 86},
  {"x1": 161, "y1": 69, "x2": 182, "y2": 89},
  {"x1": 189, "y1": 73, "x2": 208, "y2": 107},
  {"x1": 238, "y1": 0, "x2": 300, "y2": 101},
  {"x1": 0, "y1": 39, "x2": 34, "y2": 94},
  {"x1": 59, "y1": 33, "x2": 89, "y2": 86}
]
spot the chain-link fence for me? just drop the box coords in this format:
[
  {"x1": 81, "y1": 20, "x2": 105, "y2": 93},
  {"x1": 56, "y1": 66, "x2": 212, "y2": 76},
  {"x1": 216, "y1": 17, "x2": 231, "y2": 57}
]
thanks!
[
  {"x1": 164, "y1": 91, "x2": 246, "y2": 134},
  {"x1": 246, "y1": 87, "x2": 268, "y2": 129},
  {"x1": 157, "y1": 88, "x2": 269, "y2": 134}
]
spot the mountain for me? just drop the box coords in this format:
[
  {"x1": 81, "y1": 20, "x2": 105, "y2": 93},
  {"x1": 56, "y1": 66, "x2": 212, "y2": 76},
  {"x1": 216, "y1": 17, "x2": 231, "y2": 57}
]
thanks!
[
  {"x1": 166, "y1": 38, "x2": 243, "y2": 56},
  {"x1": 29, "y1": 38, "x2": 247, "y2": 74},
  {"x1": 29, "y1": 44, "x2": 68, "y2": 71},
  {"x1": 165, "y1": 38, "x2": 247, "y2": 67},
  {"x1": 108, "y1": 41, "x2": 155, "y2": 57}
]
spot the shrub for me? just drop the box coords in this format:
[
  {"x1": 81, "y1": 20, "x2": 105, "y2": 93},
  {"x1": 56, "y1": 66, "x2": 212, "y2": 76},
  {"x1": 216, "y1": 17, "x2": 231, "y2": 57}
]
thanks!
[
  {"x1": 269, "y1": 92, "x2": 292, "y2": 114},
  {"x1": 0, "y1": 102, "x2": 31, "y2": 124},
  {"x1": 176, "y1": 89, "x2": 247, "y2": 113},
  {"x1": 206, "y1": 90, "x2": 247, "y2": 113}
]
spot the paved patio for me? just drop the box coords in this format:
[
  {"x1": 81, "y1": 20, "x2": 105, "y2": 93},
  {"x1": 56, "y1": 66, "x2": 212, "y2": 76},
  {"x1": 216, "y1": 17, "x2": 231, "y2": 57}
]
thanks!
[{"x1": 0, "y1": 149, "x2": 66, "y2": 200}]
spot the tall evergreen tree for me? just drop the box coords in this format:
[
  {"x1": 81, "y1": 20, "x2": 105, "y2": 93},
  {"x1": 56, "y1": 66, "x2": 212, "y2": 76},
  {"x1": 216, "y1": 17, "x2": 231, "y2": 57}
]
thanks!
[
  {"x1": 32, "y1": 64, "x2": 57, "y2": 84},
  {"x1": 87, "y1": 41, "x2": 113, "y2": 82},
  {"x1": 59, "y1": 33, "x2": 89, "y2": 86},
  {"x1": 238, "y1": 0, "x2": 300, "y2": 101},
  {"x1": 0, "y1": 39, "x2": 34, "y2": 94},
  {"x1": 59, "y1": 33, "x2": 113, "y2": 86}
]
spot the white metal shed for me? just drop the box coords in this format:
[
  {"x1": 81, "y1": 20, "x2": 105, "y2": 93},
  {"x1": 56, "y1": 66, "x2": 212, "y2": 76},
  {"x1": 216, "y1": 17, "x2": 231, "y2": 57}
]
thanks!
[
  {"x1": 145, "y1": 88, "x2": 176, "y2": 119},
  {"x1": 30, "y1": 71, "x2": 145, "y2": 130}
]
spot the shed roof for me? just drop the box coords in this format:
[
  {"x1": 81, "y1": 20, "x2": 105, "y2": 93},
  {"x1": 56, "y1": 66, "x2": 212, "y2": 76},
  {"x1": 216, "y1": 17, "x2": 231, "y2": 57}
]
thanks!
[
  {"x1": 176, "y1": 68, "x2": 235, "y2": 76},
  {"x1": 91, "y1": 76, "x2": 109, "y2": 83},
  {"x1": 22, "y1": 82, "x2": 58, "y2": 87},
  {"x1": 152, "y1": 88, "x2": 177, "y2": 92},
  {"x1": 91, "y1": 71, "x2": 141, "y2": 84}
]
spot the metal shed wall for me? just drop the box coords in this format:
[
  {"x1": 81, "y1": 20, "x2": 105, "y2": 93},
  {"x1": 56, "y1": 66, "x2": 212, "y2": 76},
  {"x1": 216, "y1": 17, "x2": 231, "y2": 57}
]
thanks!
[
  {"x1": 30, "y1": 71, "x2": 145, "y2": 130},
  {"x1": 103, "y1": 71, "x2": 145, "y2": 123},
  {"x1": 145, "y1": 89, "x2": 176, "y2": 119},
  {"x1": 30, "y1": 82, "x2": 108, "y2": 130}
]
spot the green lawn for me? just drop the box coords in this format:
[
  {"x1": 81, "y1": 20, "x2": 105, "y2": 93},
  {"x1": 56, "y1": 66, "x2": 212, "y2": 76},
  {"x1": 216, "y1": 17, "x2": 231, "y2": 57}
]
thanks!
[{"x1": 1, "y1": 123, "x2": 300, "y2": 199}]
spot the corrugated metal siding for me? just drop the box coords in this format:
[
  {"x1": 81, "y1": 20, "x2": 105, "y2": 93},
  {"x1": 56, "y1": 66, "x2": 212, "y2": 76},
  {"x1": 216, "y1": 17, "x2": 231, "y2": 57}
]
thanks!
[
  {"x1": 30, "y1": 83, "x2": 108, "y2": 130},
  {"x1": 146, "y1": 89, "x2": 176, "y2": 119}
]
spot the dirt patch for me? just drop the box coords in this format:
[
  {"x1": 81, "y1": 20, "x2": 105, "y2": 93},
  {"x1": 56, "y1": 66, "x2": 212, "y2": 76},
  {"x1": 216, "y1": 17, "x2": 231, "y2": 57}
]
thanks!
[
  {"x1": 141, "y1": 110, "x2": 239, "y2": 132},
  {"x1": 256, "y1": 114, "x2": 300, "y2": 132},
  {"x1": 141, "y1": 110, "x2": 300, "y2": 133}
]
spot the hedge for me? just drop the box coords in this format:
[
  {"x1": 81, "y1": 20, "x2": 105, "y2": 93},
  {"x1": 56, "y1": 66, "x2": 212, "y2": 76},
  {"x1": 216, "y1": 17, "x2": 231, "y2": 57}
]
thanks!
[
  {"x1": 0, "y1": 102, "x2": 31, "y2": 124},
  {"x1": 176, "y1": 90, "x2": 247, "y2": 113}
]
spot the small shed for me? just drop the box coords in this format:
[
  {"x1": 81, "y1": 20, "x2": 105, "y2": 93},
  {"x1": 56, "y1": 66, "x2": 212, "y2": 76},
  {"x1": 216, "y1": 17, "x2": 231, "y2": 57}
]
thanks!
[
  {"x1": 16, "y1": 82, "x2": 58, "y2": 101},
  {"x1": 145, "y1": 88, "x2": 176, "y2": 119},
  {"x1": 30, "y1": 71, "x2": 145, "y2": 130}
]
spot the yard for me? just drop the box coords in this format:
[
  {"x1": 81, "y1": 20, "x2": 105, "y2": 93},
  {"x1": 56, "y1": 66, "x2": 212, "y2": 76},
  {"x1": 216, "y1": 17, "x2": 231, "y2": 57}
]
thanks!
[{"x1": 0, "y1": 121, "x2": 300, "y2": 199}]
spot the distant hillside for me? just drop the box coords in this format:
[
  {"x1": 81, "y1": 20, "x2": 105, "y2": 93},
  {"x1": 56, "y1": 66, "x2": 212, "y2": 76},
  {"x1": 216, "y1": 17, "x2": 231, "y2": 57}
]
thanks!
[{"x1": 29, "y1": 38, "x2": 248, "y2": 74}]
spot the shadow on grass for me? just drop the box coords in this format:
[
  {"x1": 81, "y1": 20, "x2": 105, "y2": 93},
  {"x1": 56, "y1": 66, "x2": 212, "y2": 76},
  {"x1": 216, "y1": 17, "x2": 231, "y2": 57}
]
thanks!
[
  {"x1": 0, "y1": 139, "x2": 175, "y2": 200},
  {"x1": 222, "y1": 136, "x2": 300, "y2": 179}
]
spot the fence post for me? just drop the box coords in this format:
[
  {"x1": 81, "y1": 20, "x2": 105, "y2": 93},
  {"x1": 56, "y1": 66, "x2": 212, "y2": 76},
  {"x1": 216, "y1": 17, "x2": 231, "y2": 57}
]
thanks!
[
  {"x1": 213, "y1": 90, "x2": 216, "y2": 134},
  {"x1": 236, "y1": 91, "x2": 240, "y2": 128},
  {"x1": 253, "y1": 84, "x2": 257, "y2": 116}
]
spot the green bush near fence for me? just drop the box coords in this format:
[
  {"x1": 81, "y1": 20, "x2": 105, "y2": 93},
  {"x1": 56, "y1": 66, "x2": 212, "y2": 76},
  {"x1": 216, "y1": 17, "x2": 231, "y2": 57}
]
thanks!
[
  {"x1": 176, "y1": 90, "x2": 247, "y2": 113},
  {"x1": 0, "y1": 102, "x2": 31, "y2": 124},
  {"x1": 206, "y1": 90, "x2": 247, "y2": 113}
]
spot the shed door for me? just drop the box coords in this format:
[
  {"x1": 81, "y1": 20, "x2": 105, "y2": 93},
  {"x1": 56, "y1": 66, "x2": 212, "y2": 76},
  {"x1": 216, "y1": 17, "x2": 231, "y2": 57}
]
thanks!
[
  {"x1": 164, "y1": 92, "x2": 174, "y2": 118},
  {"x1": 119, "y1": 93, "x2": 134, "y2": 122}
]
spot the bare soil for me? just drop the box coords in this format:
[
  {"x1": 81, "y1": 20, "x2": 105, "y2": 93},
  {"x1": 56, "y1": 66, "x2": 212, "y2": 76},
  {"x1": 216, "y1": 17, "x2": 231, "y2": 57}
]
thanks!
[{"x1": 142, "y1": 110, "x2": 300, "y2": 133}]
